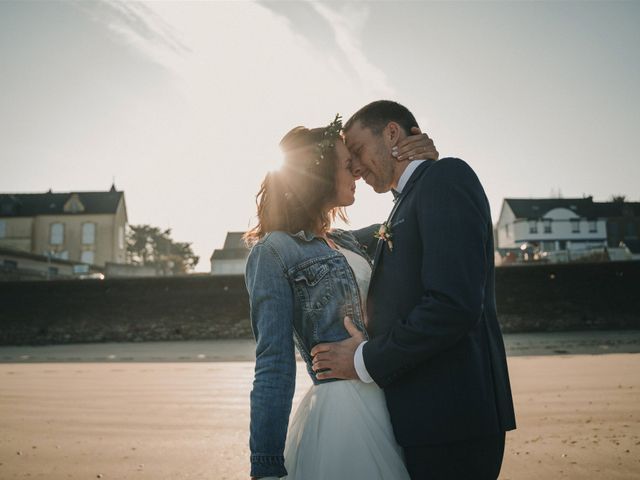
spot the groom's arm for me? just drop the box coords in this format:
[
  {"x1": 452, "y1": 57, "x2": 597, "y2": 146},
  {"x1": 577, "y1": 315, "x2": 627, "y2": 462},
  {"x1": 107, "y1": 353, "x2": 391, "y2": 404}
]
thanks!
[{"x1": 363, "y1": 158, "x2": 490, "y2": 388}]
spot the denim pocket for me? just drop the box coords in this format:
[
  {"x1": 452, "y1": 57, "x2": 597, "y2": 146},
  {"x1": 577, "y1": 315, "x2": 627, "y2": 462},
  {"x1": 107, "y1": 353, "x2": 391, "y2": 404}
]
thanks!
[{"x1": 291, "y1": 262, "x2": 333, "y2": 310}]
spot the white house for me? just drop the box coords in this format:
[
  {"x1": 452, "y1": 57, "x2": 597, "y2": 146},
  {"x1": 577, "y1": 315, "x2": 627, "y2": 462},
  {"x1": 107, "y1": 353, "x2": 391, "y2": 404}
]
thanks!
[
  {"x1": 210, "y1": 232, "x2": 249, "y2": 275},
  {"x1": 496, "y1": 197, "x2": 608, "y2": 253}
]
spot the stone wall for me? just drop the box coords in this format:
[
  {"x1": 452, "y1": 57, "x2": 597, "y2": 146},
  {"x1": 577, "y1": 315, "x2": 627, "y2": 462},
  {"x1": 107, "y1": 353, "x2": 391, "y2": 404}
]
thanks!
[
  {"x1": 1, "y1": 275, "x2": 251, "y2": 345},
  {"x1": 1, "y1": 262, "x2": 639, "y2": 345},
  {"x1": 496, "y1": 261, "x2": 640, "y2": 331}
]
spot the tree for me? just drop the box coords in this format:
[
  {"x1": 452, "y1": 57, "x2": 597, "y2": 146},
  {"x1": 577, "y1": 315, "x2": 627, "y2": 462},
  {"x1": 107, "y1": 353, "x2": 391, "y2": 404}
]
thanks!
[
  {"x1": 611, "y1": 195, "x2": 626, "y2": 203},
  {"x1": 126, "y1": 224, "x2": 199, "y2": 274}
]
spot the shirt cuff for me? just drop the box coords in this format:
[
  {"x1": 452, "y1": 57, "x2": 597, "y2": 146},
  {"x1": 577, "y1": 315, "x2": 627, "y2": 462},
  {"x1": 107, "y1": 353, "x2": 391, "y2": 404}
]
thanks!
[{"x1": 354, "y1": 341, "x2": 374, "y2": 383}]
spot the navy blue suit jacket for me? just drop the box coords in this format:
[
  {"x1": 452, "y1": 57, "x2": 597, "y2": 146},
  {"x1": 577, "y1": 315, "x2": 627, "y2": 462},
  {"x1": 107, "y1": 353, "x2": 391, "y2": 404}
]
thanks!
[{"x1": 363, "y1": 158, "x2": 516, "y2": 446}]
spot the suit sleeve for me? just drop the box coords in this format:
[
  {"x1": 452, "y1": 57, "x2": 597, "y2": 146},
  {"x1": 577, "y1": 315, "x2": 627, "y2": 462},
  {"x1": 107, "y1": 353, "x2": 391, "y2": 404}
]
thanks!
[
  {"x1": 363, "y1": 159, "x2": 490, "y2": 388},
  {"x1": 245, "y1": 243, "x2": 296, "y2": 478}
]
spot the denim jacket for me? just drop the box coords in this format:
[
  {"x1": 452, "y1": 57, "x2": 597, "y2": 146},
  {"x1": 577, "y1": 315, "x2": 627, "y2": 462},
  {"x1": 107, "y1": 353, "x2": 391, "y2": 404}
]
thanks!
[{"x1": 244, "y1": 227, "x2": 376, "y2": 478}]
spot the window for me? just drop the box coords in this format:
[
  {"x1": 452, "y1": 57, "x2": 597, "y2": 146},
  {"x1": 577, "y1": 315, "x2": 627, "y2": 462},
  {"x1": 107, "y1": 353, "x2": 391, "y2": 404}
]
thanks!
[
  {"x1": 542, "y1": 241, "x2": 556, "y2": 251},
  {"x1": 571, "y1": 219, "x2": 580, "y2": 233},
  {"x1": 48, "y1": 266, "x2": 59, "y2": 277},
  {"x1": 543, "y1": 219, "x2": 552, "y2": 233},
  {"x1": 505, "y1": 224, "x2": 510, "y2": 238},
  {"x1": 627, "y1": 223, "x2": 637, "y2": 238},
  {"x1": 81, "y1": 250, "x2": 95, "y2": 265},
  {"x1": 0, "y1": 219, "x2": 6, "y2": 238},
  {"x1": 118, "y1": 226, "x2": 125, "y2": 249},
  {"x1": 73, "y1": 264, "x2": 89, "y2": 274},
  {"x1": 528, "y1": 220, "x2": 538, "y2": 234},
  {"x1": 589, "y1": 220, "x2": 597, "y2": 233},
  {"x1": 50, "y1": 223, "x2": 64, "y2": 245},
  {"x1": 64, "y1": 194, "x2": 85, "y2": 213},
  {"x1": 82, "y1": 223, "x2": 96, "y2": 245}
]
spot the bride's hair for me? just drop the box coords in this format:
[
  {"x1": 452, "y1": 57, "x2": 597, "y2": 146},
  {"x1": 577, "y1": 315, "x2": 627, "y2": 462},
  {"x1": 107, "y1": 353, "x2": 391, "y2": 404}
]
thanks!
[{"x1": 244, "y1": 126, "x2": 347, "y2": 245}]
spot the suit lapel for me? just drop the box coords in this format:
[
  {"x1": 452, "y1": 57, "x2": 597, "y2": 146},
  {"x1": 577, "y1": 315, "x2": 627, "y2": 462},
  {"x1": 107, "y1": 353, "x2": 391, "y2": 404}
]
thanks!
[{"x1": 370, "y1": 160, "x2": 435, "y2": 279}]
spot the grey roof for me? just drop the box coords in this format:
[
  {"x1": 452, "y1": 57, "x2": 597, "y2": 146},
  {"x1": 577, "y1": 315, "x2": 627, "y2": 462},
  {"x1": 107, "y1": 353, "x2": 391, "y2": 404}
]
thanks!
[
  {"x1": 505, "y1": 197, "x2": 597, "y2": 219},
  {"x1": 0, "y1": 188, "x2": 124, "y2": 217},
  {"x1": 592, "y1": 202, "x2": 640, "y2": 218},
  {"x1": 505, "y1": 197, "x2": 640, "y2": 220},
  {"x1": 210, "y1": 248, "x2": 249, "y2": 261},
  {"x1": 223, "y1": 232, "x2": 247, "y2": 249}
]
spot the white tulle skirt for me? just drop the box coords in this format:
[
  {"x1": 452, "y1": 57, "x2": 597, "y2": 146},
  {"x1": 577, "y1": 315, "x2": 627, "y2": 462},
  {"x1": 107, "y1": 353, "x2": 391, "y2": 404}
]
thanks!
[{"x1": 283, "y1": 379, "x2": 410, "y2": 479}]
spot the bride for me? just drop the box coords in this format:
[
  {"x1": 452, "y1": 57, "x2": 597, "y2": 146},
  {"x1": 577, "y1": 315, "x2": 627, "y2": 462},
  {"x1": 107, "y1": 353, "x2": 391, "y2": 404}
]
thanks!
[{"x1": 243, "y1": 115, "x2": 437, "y2": 479}]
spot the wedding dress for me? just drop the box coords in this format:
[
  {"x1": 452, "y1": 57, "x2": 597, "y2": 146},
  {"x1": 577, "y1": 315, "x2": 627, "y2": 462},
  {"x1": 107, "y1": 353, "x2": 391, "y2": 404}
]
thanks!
[{"x1": 282, "y1": 247, "x2": 410, "y2": 480}]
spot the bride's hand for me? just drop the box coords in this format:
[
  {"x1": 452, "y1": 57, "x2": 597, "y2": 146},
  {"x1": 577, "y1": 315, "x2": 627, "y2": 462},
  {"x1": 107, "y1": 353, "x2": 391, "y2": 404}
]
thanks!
[{"x1": 393, "y1": 126, "x2": 439, "y2": 162}]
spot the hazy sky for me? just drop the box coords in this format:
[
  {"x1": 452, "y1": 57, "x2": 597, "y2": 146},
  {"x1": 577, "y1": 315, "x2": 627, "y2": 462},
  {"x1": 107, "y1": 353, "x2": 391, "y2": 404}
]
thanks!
[{"x1": 2, "y1": 0, "x2": 639, "y2": 272}]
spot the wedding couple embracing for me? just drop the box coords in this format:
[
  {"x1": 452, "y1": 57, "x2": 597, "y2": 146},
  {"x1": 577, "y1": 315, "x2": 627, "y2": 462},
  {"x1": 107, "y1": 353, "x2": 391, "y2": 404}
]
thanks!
[{"x1": 243, "y1": 100, "x2": 516, "y2": 479}]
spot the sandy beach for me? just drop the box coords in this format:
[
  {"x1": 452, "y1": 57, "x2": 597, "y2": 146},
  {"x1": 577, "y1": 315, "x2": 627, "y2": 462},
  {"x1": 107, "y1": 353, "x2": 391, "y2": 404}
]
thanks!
[{"x1": 1, "y1": 352, "x2": 639, "y2": 479}]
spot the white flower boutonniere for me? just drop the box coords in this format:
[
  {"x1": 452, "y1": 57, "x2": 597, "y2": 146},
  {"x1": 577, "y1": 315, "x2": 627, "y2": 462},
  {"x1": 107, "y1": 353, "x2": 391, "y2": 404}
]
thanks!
[{"x1": 374, "y1": 221, "x2": 394, "y2": 252}]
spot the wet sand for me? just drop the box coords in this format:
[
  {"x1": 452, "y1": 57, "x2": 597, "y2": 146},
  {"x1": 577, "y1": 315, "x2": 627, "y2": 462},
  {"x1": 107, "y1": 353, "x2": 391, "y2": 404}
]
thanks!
[{"x1": 1, "y1": 354, "x2": 639, "y2": 479}]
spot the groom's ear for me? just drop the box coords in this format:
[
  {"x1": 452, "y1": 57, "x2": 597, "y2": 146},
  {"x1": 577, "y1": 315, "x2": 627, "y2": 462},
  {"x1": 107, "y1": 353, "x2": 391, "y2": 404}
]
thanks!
[{"x1": 384, "y1": 121, "x2": 403, "y2": 147}]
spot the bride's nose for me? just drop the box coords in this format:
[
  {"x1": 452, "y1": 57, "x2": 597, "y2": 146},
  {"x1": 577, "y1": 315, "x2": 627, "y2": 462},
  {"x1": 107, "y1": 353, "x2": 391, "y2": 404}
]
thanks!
[{"x1": 350, "y1": 160, "x2": 363, "y2": 179}]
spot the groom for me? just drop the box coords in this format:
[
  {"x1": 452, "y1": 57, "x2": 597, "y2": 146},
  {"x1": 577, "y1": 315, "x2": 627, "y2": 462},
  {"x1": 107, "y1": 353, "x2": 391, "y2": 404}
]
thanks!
[{"x1": 311, "y1": 100, "x2": 516, "y2": 479}]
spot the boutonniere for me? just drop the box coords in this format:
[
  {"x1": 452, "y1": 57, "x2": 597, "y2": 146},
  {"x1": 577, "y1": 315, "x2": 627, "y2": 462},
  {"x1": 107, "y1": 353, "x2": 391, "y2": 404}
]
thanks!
[{"x1": 374, "y1": 221, "x2": 394, "y2": 251}]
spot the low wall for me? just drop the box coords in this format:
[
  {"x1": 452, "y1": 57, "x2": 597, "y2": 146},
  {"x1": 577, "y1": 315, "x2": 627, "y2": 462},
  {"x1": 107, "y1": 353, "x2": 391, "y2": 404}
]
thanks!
[
  {"x1": 495, "y1": 261, "x2": 640, "y2": 331},
  {"x1": 1, "y1": 262, "x2": 639, "y2": 345},
  {"x1": 0, "y1": 275, "x2": 251, "y2": 345}
]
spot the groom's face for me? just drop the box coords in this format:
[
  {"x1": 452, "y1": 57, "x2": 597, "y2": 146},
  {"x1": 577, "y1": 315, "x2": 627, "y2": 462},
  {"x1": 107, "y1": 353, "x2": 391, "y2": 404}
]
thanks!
[{"x1": 344, "y1": 121, "x2": 395, "y2": 194}]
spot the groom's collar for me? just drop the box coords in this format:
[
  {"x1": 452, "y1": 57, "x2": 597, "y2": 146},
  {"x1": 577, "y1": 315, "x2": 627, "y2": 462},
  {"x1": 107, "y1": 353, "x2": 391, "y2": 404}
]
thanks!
[{"x1": 395, "y1": 160, "x2": 426, "y2": 194}]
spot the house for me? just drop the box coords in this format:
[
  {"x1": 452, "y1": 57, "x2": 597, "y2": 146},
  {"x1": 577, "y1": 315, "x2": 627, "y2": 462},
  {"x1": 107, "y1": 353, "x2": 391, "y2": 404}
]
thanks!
[
  {"x1": 592, "y1": 201, "x2": 640, "y2": 249},
  {"x1": 496, "y1": 197, "x2": 607, "y2": 252},
  {"x1": 496, "y1": 197, "x2": 640, "y2": 262},
  {"x1": 210, "y1": 232, "x2": 249, "y2": 275},
  {"x1": 0, "y1": 246, "x2": 103, "y2": 281},
  {"x1": 0, "y1": 185, "x2": 128, "y2": 268}
]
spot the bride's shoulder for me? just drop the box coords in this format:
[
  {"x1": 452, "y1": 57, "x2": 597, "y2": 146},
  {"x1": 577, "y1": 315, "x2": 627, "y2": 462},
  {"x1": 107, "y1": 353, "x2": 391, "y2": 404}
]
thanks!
[{"x1": 254, "y1": 230, "x2": 294, "y2": 248}]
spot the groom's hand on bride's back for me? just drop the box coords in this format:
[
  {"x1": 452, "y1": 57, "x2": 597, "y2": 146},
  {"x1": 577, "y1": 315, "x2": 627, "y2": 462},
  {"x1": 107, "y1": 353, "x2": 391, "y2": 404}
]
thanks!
[
  {"x1": 392, "y1": 126, "x2": 439, "y2": 162},
  {"x1": 311, "y1": 317, "x2": 364, "y2": 381}
]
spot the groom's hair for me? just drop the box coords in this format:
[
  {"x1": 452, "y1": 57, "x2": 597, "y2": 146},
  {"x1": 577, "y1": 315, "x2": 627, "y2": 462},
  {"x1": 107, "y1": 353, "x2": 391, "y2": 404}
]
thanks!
[{"x1": 344, "y1": 100, "x2": 419, "y2": 136}]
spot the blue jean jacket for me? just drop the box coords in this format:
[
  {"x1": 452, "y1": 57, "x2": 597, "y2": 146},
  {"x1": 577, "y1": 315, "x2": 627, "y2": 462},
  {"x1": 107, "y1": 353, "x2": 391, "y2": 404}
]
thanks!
[{"x1": 244, "y1": 227, "x2": 376, "y2": 478}]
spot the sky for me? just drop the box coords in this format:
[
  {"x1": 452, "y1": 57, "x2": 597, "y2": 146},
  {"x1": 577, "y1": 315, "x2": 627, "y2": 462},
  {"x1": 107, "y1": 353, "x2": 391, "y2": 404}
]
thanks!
[{"x1": 1, "y1": 0, "x2": 639, "y2": 272}]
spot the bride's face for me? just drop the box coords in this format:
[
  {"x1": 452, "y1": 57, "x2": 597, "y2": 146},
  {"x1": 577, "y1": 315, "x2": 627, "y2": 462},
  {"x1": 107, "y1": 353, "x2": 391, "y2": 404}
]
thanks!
[{"x1": 330, "y1": 140, "x2": 357, "y2": 208}]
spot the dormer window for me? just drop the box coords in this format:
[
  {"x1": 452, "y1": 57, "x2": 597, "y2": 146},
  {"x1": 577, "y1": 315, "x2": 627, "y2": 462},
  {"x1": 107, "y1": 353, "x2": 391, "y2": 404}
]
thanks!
[
  {"x1": 64, "y1": 194, "x2": 85, "y2": 214},
  {"x1": 528, "y1": 220, "x2": 538, "y2": 234},
  {"x1": 543, "y1": 219, "x2": 552, "y2": 233}
]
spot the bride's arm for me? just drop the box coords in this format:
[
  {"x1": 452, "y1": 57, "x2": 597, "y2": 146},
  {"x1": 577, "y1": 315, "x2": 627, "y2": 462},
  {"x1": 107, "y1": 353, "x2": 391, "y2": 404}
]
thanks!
[
  {"x1": 394, "y1": 126, "x2": 439, "y2": 162},
  {"x1": 245, "y1": 244, "x2": 296, "y2": 479},
  {"x1": 349, "y1": 224, "x2": 380, "y2": 259}
]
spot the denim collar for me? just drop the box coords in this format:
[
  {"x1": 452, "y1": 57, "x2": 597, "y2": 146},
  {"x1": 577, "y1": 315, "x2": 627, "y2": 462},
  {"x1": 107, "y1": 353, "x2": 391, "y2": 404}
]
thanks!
[
  {"x1": 289, "y1": 230, "x2": 317, "y2": 242},
  {"x1": 288, "y1": 229, "x2": 348, "y2": 243}
]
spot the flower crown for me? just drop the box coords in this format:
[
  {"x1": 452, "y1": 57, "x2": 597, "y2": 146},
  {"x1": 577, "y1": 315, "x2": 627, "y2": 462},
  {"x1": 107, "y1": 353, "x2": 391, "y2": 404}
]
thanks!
[{"x1": 314, "y1": 114, "x2": 343, "y2": 165}]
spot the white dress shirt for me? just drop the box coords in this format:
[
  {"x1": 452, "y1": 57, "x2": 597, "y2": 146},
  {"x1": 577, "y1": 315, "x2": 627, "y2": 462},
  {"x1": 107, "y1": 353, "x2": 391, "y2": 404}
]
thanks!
[{"x1": 354, "y1": 160, "x2": 426, "y2": 383}]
